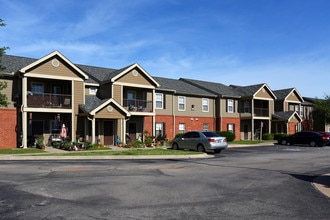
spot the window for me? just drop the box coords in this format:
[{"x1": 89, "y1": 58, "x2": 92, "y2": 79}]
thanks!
[
  {"x1": 155, "y1": 122, "x2": 164, "y2": 137},
  {"x1": 294, "y1": 105, "x2": 299, "y2": 112},
  {"x1": 127, "y1": 91, "x2": 136, "y2": 106},
  {"x1": 227, "y1": 124, "x2": 235, "y2": 133},
  {"x1": 227, "y1": 99, "x2": 234, "y2": 113},
  {"x1": 156, "y1": 93, "x2": 163, "y2": 109},
  {"x1": 89, "y1": 87, "x2": 97, "y2": 95},
  {"x1": 299, "y1": 106, "x2": 304, "y2": 116},
  {"x1": 202, "y1": 98, "x2": 209, "y2": 112},
  {"x1": 31, "y1": 82, "x2": 44, "y2": 94},
  {"x1": 178, "y1": 123, "x2": 185, "y2": 133},
  {"x1": 244, "y1": 101, "x2": 250, "y2": 112},
  {"x1": 178, "y1": 96, "x2": 185, "y2": 111},
  {"x1": 203, "y1": 123, "x2": 209, "y2": 131}
]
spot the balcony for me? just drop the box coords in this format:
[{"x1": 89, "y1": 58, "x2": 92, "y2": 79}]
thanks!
[
  {"x1": 254, "y1": 107, "x2": 269, "y2": 117},
  {"x1": 27, "y1": 92, "x2": 72, "y2": 108},
  {"x1": 123, "y1": 99, "x2": 153, "y2": 112}
]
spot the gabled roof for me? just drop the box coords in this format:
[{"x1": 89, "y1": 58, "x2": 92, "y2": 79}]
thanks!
[
  {"x1": 180, "y1": 78, "x2": 240, "y2": 98},
  {"x1": 273, "y1": 88, "x2": 304, "y2": 102},
  {"x1": 108, "y1": 63, "x2": 160, "y2": 87},
  {"x1": 153, "y1": 76, "x2": 216, "y2": 97},
  {"x1": 273, "y1": 111, "x2": 302, "y2": 122},
  {"x1": 20, "y1": 51, "x2": 89, "y2": 79},
  {"x1": 230, "y1": 83, "x2": 277, "y2": 99},
  {"x1": 80, "y1": 96, "x2": 130, "y2": 116}
]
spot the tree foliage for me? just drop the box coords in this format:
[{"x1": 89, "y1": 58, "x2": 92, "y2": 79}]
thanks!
[
  {"x1": 0, "y1": 18, "x2": 9, "y2": 107},
  {"x1": 313, "y1": 95, "x2": 330, "y2": 124}
]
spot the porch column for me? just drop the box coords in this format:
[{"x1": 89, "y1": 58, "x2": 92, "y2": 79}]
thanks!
[
  {"x1": 91, "y1": 117, "x2": 96, "y2": 144},
  {"x1": 22, "y1": 76, "x2": 28, "y2": 148},
  {"x1": 251, "y1": 100, "x2": 255, "y2": 140}
]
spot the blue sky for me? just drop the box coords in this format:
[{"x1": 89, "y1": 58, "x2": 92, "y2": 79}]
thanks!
[{"x1": 1, "y1": 0, "x2": 329, "y2": 98}]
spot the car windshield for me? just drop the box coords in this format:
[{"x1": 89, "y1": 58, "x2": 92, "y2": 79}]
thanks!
[{"x1": 202, "y1": 132, "x2": 219, "y2": 137}]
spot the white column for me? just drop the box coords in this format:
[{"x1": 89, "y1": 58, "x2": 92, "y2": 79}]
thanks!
[
  {"x1": 22, "y1": 76, "x2": 27, "y2": 148},
  {"x1": 92, "y1": 117, "x2": 96, "y2": 143}
]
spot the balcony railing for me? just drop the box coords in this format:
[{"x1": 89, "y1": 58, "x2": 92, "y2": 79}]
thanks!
[
  {"x1": 239, "y1": 108, "x2": 269, "y2": 117},
  {"x1": 27, "y1": 92, "x2": 72, "y2": 108},
  {"x1": 123, "y1": 99, "x2": 153, "y2": 112},
  {"x1": 254, "y1": 108, "x2": 269, "y2": 117}
]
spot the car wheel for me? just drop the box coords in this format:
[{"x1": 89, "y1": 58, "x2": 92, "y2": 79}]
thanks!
[
  {"x1": 214, "y1": 149, "x2": 221, "y2": 154},
  {"x1": 197, "y1": 145, "x2": 205, "y2": 152},
  {"x1": 172, "y1": 143, "x2": 179, "y2": 150},
  {"x1": 309, "y1": 141, "x2": 316, "y2": 147},
  {"x1": 281, "y1": 139, "x2": 287, "y2": 145}
]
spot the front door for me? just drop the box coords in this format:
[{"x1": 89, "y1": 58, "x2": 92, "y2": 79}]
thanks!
[
  {"x1": 128, "y1": 123, "x2": 136, "y2": 141},
  {"x1": 104, "y1": 121, "x2": 114, "y2": 145}
]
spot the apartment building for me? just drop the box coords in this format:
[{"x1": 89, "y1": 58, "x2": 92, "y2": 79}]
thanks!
[{"x1": 0, "y1": 51, "x2": 327, "y2": 149}]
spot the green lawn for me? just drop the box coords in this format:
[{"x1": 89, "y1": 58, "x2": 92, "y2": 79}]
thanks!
[
  {"x1": 0, "y1": 148, "x2": 46, "y2": 154},
  {"x1": 0, "y1": 148, "x2": 202, "y2": 156}
]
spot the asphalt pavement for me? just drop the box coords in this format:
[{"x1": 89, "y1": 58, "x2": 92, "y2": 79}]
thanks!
[{"x1": 0, "y1": 142, "x2": 329, "y2": 200}]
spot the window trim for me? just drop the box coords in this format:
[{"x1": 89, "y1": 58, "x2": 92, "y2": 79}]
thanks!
[
  {"x1": 227, "y1": 99, "x2": 234, "y2": 113},
  {"x1": 178, "y1": 96, "x2": 186, "y2": 111},
  {"x1": 202, "y1": 98, "x2": 209, "y2": 112},
  {"x1": 155, "y1": 93, "x2": 164, "y2": 109}
]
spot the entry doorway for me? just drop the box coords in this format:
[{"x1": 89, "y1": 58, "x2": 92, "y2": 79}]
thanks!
[
  {"x1": 104, "y1": 121, "x2": 114, "y2": 145},
  {"x1": 128, "y1": 123, "x2": 136, "y2": 141}
]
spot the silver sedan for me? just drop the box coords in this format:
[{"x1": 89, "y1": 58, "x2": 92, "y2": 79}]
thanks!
[{"x1": 171, "y1": 131, "x2": 228, "y2": 153}]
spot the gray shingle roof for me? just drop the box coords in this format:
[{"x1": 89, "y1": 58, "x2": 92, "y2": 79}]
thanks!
[
  {"x1": 180, "y1": 78, "x2": 240, "y2": 98},
  {"x1": 273, "y1": 88, "x2": 295, "y2": 100},
  {"x1": 1, "y1": 54, "x2": 37, "y2": 73},
  {"x1": 153, "y1": 76, "x2": 216, "y2": 97},
  {"x1": 229, "y1": 83, "x2": 265, "y2": 97},
  {"x1": 76, "y1": 64, "x2": 116, "y2": 84},
  {"x1": 80, "y1": 96, "x2": 110, "y2": 113},
  {"x1": 273, "y1": 111, "x2": 296, "y2": 121}
]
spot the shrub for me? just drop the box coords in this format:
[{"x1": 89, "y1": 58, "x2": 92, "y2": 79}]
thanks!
[
  {"x1": 216, "y1": 131, "x2": 236, "y2": 142},
  {"x1": 274, "y1": 133, "x2": 289, "y2": 141},
  {"x1": 262, "y1": 133, "x2": 274, "y2": 140}
]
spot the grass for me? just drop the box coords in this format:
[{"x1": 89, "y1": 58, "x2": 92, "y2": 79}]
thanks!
[
  {"x1": 0, "y1": 147, "x2": 202, "y2": 156},
  {"x1": 0, "y1": 148, "x2": 46, "y2": 154}
]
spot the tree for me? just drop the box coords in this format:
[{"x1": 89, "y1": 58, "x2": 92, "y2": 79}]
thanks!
[
  {"x1": 313, "y1": 95, "x2": 330, "y2": 124},
  {"x1": 0, "y1": 18, "x2": 9, "y2": 107}
]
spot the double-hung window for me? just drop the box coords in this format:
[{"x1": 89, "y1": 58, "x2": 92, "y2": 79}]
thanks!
[
  {"x1": 227, "y1": 99, "x2": 234, "y2": 113},
  {"x1": 178, "y1": 96, "x2": 185, "y2": 111},
  {"x1": 156, "y1": 93, "x2": 163, "y2": 109},
  {"x1": 202, "y1": 98, "x2": 209, "y2": 112},
  {"x1": 178, "y1": 123, "x2": 185, "y2": 133}
]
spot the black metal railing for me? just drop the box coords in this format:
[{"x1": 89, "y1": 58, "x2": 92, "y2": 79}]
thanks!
[
  {"x1": 27, "y1": 92, "x2": 72, "y2": 108},
  {"x1": 123, "y1": 99, "x2": 153, "y2": 112}
]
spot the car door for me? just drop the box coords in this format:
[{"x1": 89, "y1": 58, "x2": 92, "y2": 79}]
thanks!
[
  {"x1": 179, "y1": 132, "x2": 192, "y2": 149},
  {"x1": 188, "y1": 132, "x2": 201, "y2": 150}
]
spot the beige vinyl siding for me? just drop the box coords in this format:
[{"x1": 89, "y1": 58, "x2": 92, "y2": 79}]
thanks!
[
  {"x1": 117, "y1": 69, "x2": 152, "y2": 85},
  {"x1": 73, "y1": 81, "x2": 84, "y2": 140},
  {"x1": 221, "y1": 99, "x2": 240, "y2": 117},
  {"x1": 286, "y1": 91, "x2": 301, "y2": 102},
  {"x1": 29, "y1": 59, "x2": 82, "y2": 79},
  {"x1": 113, "y1": 84, "x2": 122, "y2": 104},
  {"x1": 94, "y1": 105, "x2": 125, "y2": 119},
  {"x1": 155, "y1": 92, "x2": 173, "y2": 115},
  {"x1": 174, "y1": 96, "x2": 214, "y2": 117},
  {"x1": 255, "y1": 87, "x2": 273, "y2": 99}
]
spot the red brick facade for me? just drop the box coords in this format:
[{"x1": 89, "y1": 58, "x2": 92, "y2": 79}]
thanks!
[
  {"x1": 155, "y1": 115, "x2": 215, "y2": 141},
  {"x1": 221, "y1": 117, "x2": 241, "y2": 141},
  {"x1": 0, "y1": 109, "x2": 17, "y2": 149}
]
